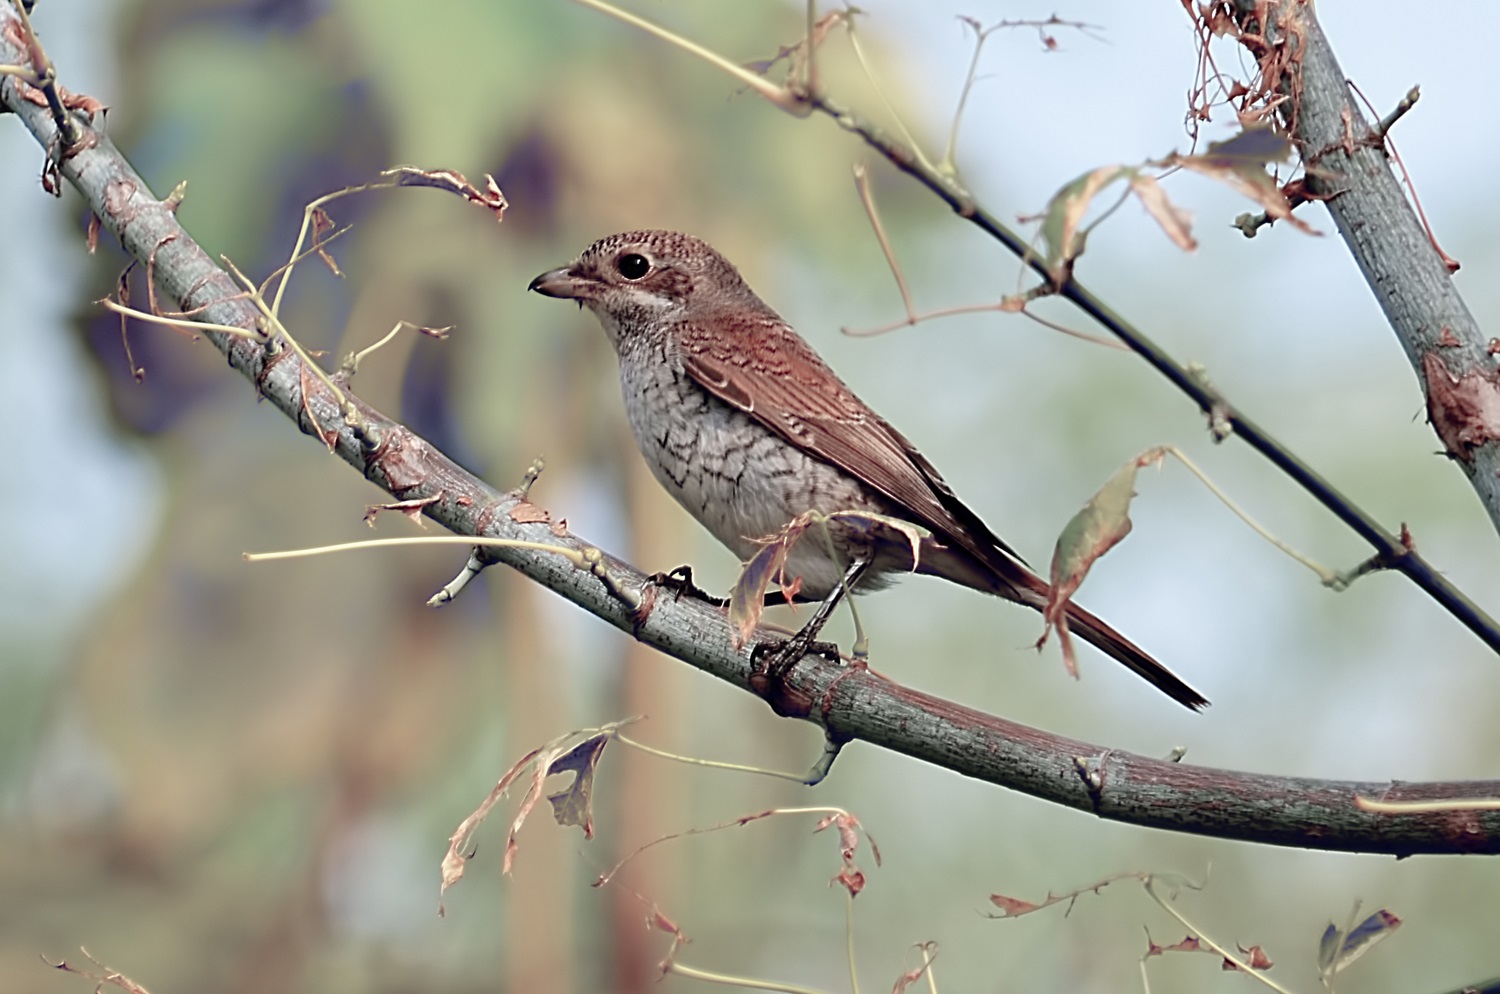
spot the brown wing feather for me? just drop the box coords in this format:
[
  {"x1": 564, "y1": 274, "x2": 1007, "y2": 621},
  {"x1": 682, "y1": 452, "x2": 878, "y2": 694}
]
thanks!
[
  {"x1": 678, "y1": 314, "x2": 1209, "y2": 711},
  {"x1": 679, "y1": 315, "x2": 1027, "y2": 575}
]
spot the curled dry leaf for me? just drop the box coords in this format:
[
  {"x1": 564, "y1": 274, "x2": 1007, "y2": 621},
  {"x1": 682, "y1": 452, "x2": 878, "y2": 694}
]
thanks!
[
  {"x1": 364, "y1": 495, "x2": 440, "y2": 527},
  {"x1": 1169, "y1": 127, "x2": 1316, "y2": 234},
  {"x1": 1318, "y1": 908, "x2": 1402, "y2": 976},
  {"x1": 1129, "y1": 175, "x2": 1197, "y2": 251},
  {"x1": 833, "y1": 866, "x2": 865, "y2": 897},
  {"x1": 1145, "y1": 935, "x2": 1201, "y2": 958},
  {"x1": 814, "y1": 811, "x2": 879, "y2": 898},
  {"x1": 545, "y1": 733, "x2": 611, "y2": 839},
  {"x1": 889, "y1": 941, "x2": 939, "y2": 994},
  {"x1": 382, "y1": 166, "x2": 507, "y2": 222},
  {"x1": 1041, "y1": 449, "x2": 1165, "y2": 677},
  {"x1": 439, "y1": 743, "x2": 543, "y2": 915},
  {"x1": 988, "y1": 893, "x2": 1041, "y2": 918},
  {"x1": 728, "y1": 509, "x2": 925, "y2": 648},
  {"x1": 311, "y1": 206, "x2": 344, "y2": 277},
  {"x1": 1037, "y1": 165, "x2": 1132, "y2": 285},
  {"x1": 440, "y1": 727, "x2": 617, "y2": 914}
]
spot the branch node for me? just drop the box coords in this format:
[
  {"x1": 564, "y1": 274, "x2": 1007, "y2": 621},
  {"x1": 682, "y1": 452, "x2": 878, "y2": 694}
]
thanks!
[
  {"x1": 1374, "y1": 84, "x2": 1420, "y2": 140},
  {"x1": 518, "y1": 456, "x2": 545, "y2": 497}
]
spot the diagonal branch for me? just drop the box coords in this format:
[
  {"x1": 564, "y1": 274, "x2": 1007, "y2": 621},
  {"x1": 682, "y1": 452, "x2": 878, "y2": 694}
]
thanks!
[
  {"x1": 3, "y1": 6, "x2": 1499, "y2": 856},
  {"x1": 1227, "y1": 1, "x2": 1500, "y2": 531},
  {"x1": 800, "y1": 91, "x2": 1500, "y2": 658}
]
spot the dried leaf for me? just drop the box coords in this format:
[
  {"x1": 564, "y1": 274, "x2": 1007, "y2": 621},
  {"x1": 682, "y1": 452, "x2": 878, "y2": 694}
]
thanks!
[
  {"x1": 1172, "y1": 127, "x2": 1315, "y2": 234},
  {"x1": 989, "y1": 893, "x2": 1041, "y2": 917},
  {"x1": 729, "y1": 509, "x2": 928, "y2": 647},
  {"x1": 729, "y1": 514, "x2": 820, "y2": 647},
  {"x1": 364, "y1": 495, "x2": 439, "y2": 527},
  {"x1": 1319, "y1": 909, "x2": 1402, "y2": 975},
  {"x1": 889, "y1": 942, "x2": 939, "y2": 994},
  {"x1": 1038, "y1": 165, "x2": 1132, "y2": 284},
  {"x1": 311, "y1": 206, "x2": 343, "y2": 277},
  {"x1": 1148, "y1": 935, "x2": 1201, "y2": 957},
  {"x1": 383, "y1": 166, "x2": 508, "y2": 221},
  {"x1": 545, "y1": 733, "x2": 610, "y2": 839},
  {"x1": 1130, "y1": 175, "x2": 1197, "y2": 251},
  {"x1": 439, "y1": 744, "x2": 544, "y2": 915},
  {"x1": 833, "y1": 866, "x2": 865, "y2": 897},
  {"x1": 1041, "y1": 449, "x2": 1163, "y2": 674}
]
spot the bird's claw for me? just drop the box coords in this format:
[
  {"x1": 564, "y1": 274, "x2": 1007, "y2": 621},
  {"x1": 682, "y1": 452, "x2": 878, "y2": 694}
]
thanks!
[
  {"x1": 644, "y1": 564, "x2": 726, "y2": 607},
  {"x1": 751, "y1": 632, "x2": 842, "y2": 683}
]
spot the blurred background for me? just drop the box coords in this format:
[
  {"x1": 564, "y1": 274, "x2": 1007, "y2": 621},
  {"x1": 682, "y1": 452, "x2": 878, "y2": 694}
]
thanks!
[{"x1": 2, "y1": 1, "x2": 1498, "y2": 991}]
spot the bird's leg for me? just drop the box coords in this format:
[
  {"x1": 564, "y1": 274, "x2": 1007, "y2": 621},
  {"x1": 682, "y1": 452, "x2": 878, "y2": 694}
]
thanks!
[{"x1": 752, "y1": 557, "x2": 871, "y2": 684}]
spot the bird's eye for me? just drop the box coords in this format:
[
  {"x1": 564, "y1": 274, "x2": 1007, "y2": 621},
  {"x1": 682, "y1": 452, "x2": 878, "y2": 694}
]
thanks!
[{"x1": 616, "y1": 253, "x2": 650, "y2": 281}]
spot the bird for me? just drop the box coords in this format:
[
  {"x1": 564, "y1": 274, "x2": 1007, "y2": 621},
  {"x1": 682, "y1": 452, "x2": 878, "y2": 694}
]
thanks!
[{"x1": 529, "y1": 230, "x2": 1207, "y2": 710}]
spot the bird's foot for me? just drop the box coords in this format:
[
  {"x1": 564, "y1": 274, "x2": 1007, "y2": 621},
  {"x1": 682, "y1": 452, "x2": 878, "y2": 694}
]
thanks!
[
  {"x1": 748, "y1": 624, "x2": 843, "y2": 719},
  {"x1": 644, "y1": 564, "x2": 726, "y2": 607}
]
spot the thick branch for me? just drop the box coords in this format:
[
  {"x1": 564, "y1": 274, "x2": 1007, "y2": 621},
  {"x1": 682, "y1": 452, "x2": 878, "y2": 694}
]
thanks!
[
  {"x1": 1238, "y1": 0, "x2": 1500, "y2": 532},
  {"x1": 4, "y1": 7, "x2": 1499, "y2": 856}
]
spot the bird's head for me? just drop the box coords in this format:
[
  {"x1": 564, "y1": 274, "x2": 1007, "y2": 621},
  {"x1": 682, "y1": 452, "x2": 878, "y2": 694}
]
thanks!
[{"x1": 529, "y1": 230, "x2": 762, "y2": 348}]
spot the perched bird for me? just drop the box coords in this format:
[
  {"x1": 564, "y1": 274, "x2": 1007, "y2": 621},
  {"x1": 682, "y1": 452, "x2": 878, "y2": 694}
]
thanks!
[{"x1": 529, "y1": 230, "x2": 1207, "y2": 710}]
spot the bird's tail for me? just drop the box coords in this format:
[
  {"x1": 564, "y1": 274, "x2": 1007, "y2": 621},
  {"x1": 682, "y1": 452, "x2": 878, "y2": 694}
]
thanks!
[{"x1": 914, "y1": 541, "x2": 1208, "y2": 711}]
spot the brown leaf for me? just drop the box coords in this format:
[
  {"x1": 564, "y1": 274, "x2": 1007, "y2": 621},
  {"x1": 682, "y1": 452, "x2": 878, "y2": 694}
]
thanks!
[
  {"x1": 383, "y1": 166, "x2": 508, "y2": 222},
  {"x1": 889, "y1": 942, "x2": 939, "y2": 994},
  {"x1": 1130, "y1": 175, "x2": 1197, "y2": 251},
  {"x1": 1171, "y1": 127, "x2": 1316, "y2": 234},
  {"x1": 728, "y1": 520, "x2": 807, "y2": 647},
  {"x1": 86, "y1": 212, "x2": 100, "y2": 254},
  {"x1": 311, "y1": 206, "x2": 343, "y2": 277},
  {"x1": 988, "y1": 893, "x2": 1041, "y2": 917},
  {"x1": 833, "y1": 867, "x2": 865, "y2": 897},
  {"x1": 1041, "y1": 449, "x2": 1164, "y2": 672},
  {"x1": 545, "y1": 733, "x2": 610, "y2": 839},
  {"x1": 439, "y1": 744, "x2": 545, "y2": 915},
  {"x1": 364, "y1": 495, "x2": 439, "y2": 527},
  {"x1": 1159, "y1": 935, "x2": 1201, "y2": 955},
  {"x1": 1038, "y1": 165, "x2": 1133, "y2": 284}
]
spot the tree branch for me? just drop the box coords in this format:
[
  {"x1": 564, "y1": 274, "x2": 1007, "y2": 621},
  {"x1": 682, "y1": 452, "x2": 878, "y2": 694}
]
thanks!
[
  {"x1": 1233, "y1": 0, "x2": 1500, "y2": 535},
  {"x1": 799, "y1": 87, "x2": 1500, "y2": 659},
  {"x1": 4, "y1": 5, "x2": 1499, "y2": 856}
]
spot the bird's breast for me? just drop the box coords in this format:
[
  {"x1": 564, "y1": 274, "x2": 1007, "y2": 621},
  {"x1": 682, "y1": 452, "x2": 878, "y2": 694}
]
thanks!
[{"x1": 617, "y1": 351, "x2": 886, "y2": 597}]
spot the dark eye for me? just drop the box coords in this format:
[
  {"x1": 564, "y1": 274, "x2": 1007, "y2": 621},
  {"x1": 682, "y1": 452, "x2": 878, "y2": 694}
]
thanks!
[{"x1": 616, "y1": 253, "x2": 650, "y2": 280}]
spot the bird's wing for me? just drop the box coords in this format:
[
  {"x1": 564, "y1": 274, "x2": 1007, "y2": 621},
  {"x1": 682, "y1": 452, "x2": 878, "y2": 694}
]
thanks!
[{"x1": 678, "y1": 314, "x2": 1028, "y2": 573}]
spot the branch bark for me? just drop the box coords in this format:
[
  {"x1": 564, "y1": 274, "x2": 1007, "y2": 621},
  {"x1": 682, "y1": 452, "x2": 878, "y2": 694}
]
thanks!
[
  {"x1": 1236, "y1": 0, "x2": 1500, "y2": 533},
  {"x1": 4, "y1": 5, "x2": 1498, "y2": 857}
]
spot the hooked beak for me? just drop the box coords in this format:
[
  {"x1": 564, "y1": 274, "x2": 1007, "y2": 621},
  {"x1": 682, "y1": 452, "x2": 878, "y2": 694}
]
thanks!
[{"x1": 528, "y1": 265, "x2": 594, "y2": 300}]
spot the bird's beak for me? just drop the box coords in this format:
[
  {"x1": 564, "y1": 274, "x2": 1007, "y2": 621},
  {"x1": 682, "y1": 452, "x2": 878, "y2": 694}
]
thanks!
[{"x1": 528, "y1": 265, "x2": 593, "y2": 300}]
